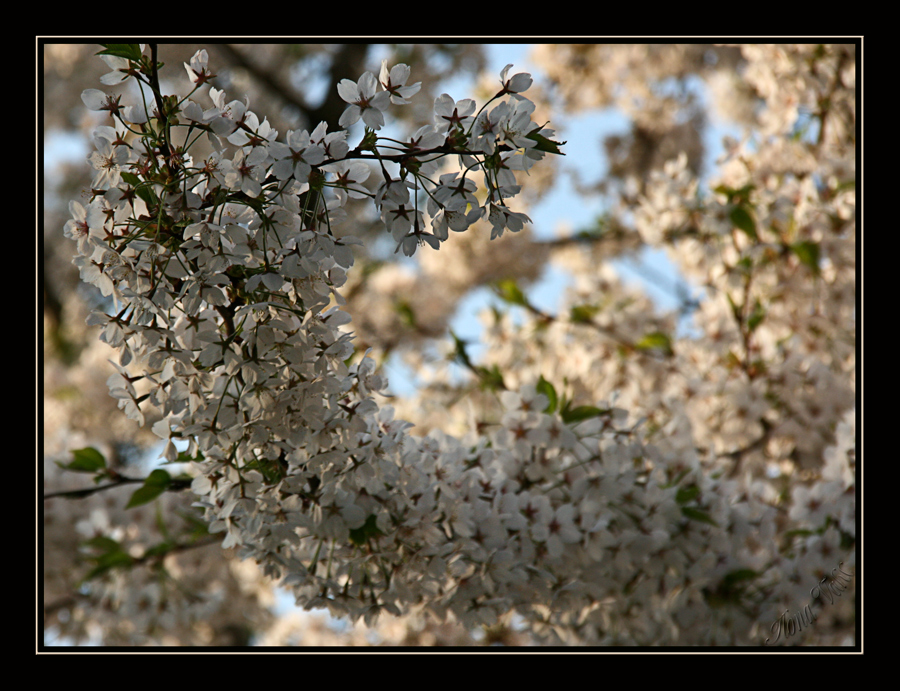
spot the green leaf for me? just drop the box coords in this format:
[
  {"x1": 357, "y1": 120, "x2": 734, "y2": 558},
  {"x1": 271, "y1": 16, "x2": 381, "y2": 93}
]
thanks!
[
  {"x1": 349, "y1": 514, "x2": 385, "y2": 546},
  {"x1": 155, "y1": 504, "x2": 171, "y2": 541},
  {"x1": 721, "y1": 569, "x2": 759, "y2": 587},
  {"x1": 725, "y1": 293, "x2": 741, "y2": 322},
  {"x1": 449, "y1": 330, "x2": 473, "y2": 368},
  {"x1": 476, "y1": 364, "x2": 506, "y2": 391},
  {"x1": 142, "y1": 541, "x2": 175, "y2": 559},
  {"x1": 569, "y1": 304, "x2": 599, "y2": 324},
  {"x1": 747, "y1": 300, "x2": 766, "y2": 333},
  {"x1": 84, "y1": 535, "x2": 121, "y2": 552},
  {"x1": 635, "y1": 331, "x2": 673, "y2": 356},
  {"x1": 834, "y1": 179, "x2": 855, "y2": 194},
  {"x1": 729, "y1": 204, "x2": 758, "y2": 240},
  {"x1": 126, "y1": 469, "x2": 172, "y2": 509},
  {"x1": 167, "y1": 448, "x2": 204, "y2": 465},
  {"x1": 81, "y1": 535, "x2": 134, "y2": 581},
  {"x1": 713, "y1": 184, "x2": 733, "y2": 199},
  {"x1": 714, "y1": 183, "x2": 755, "y2": 204},
  {"x1": 681, "y1": 506, "x2": 719, "y2": 527},
  {"x1": 526, "y1": 128, "x2": 566, "y2": 155},
  {"x1": 395, "y1": 300, "x2": 417, "y2": 328},
  {"x1": 536, "y1": 375, "x2": 558, "y2": 414},
  {"x1": 242, "y1": 459, "x2": 285, "y2": 484},
  {"x1": 660, "y1": 469, "x2": 692, "y2": 489},
  {"x1": 120, "y1": 172, "x2": 156, "y2": 207},
  {"x1": 790, "y1": 241, "x2": 821, "y2": 276},
  {"x1": 561, "y1": 404, "x2": 608, "y2": 424},
  {"x1": 85, "y1": 550, "x2": 135, "y2": 581},
  {"x1": 96, "y1": 44, "x2": 143, "y2": 62},
  {"x1": 675, "y1": 485, "x2": 700, "y2": 505},
  {"x1": 493, "y1": 279, "x2": 528, "y2": 307},
  {"x1": 783, "y1": 528, "x2": 815, "y2": 540},
  {"x1": 57, "y1": 447, "x2": 106, "y2": 473}
]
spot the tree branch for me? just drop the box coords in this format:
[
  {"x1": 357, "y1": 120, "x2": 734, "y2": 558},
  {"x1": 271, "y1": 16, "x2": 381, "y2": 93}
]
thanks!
[{"x1": 43, "y1": 475, "x2": 192, "y2": 501}]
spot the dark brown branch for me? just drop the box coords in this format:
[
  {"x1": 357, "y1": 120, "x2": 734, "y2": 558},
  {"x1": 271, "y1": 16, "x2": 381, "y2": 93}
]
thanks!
[
  {"x1": 43, "y1": 475, "x2": 193, "y2": 501},
  {"x1": 214, "y1": 43, "x2": 371, "y2": 131},
  {"x1": 215, "y1": 43, "x2": 313, "y2": 116},
  {"x1": 309, "y1": 43, "x2": 370, "y2": 129}
]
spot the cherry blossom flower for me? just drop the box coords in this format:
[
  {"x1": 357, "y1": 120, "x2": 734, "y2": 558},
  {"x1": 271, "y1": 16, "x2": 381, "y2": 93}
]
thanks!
[
  {"x1": 487, "y1": 202, "x2": 531, "y2": 239},
  {"x1": 64, "y1": 200, "x2": 106, "y2": 255},
  {"x1": 87, "y1": 134, "x2": 130, "y2": 189},
  {"x1": 81, "y1": 88, "x2": 122, "y2": 117},
  {"x1": 225, "y1": 146, "x2": 269, "y2": 197},
  {"x1": 227, "y1": 111, "x2": 278, "y2": 150},
  {"x1": 433, "y1": 94, "x2": 476, "y2": 133},
  {"x1": 270, "y1": 129, "x2": 326, "y2": 182},
  {"x1": 184, "y1": 49, "x2": 215, "y2": 86},
  {"x1": 309, "y1": 120, "x2": 350, "y2": 161},
  {"x1": 499, "y1": 64, "x2": 533, "y2": 95},
  {"x1": 379, "y1": 60, "x2": 421, "y2": 105},
  {"x1": 207, "y1": 87, "x2": 250, "y2": 136},
  {"x1": 497, "y1": 97, "x2": 538, "y2": 151},
  {"x1": 323, "y1": 160, "x2": 371, "y2": 201},
  {"x1": 98, "y1": 53, "x2": 134, "y2": 85},
  {"x1": 337, "y1": 72, "x2": 391, "y2": 130}
]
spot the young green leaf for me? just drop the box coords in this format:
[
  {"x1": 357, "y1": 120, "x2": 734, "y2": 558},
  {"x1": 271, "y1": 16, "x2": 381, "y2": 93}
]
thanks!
[
  {"x1": 569, "y1": 304, "x2": 600, "y2": 324},
  {"x1": 81, "y1": 535, "x2": 134, "y2": 581},
  {"x1": 536, "y1": 375, "x2": 558, "y2": 414},
  {"x1": 395, "y1": 300, "x2": 417, "y2": 328},
  {"x1": 120, "y1": 171, "x2": 157, "y2": 207},
  {"x1": 721, "y1": 569, "x2": 760, "y2": 588},
  {"x1": 493, "y1": 279, "x2": 528, "y2": 307},
  {"x1": 126, "y1": 469, "x2": 172, "y2": 509},
  {"x1": 96, "y1": 44, "x2": 144, "y2": 62},
  {"x1": 450, "y1": 330, "x2": 473, "y2": 369},
  {"x1": 714, "y1": 183, "x2": 755, "y2": 204},
  {"x1": 747, "y1": 300, "x2": 766, "y2": 333},
  {"x1": 57, "y1": 447, "x2": 106, "y2": 473},
  {"x1": 730, "y1": 204, "x2": 758, "y2": 240},
  {"x1": 526, "y1": 128, "x2": 566, "y2": 155},
  {"x1": 790, "y1": 241, "x2": 821, "y2": 276},
  {"x1": 660, "y1": 468, "x2": 692, "y2": 489},
  {"x1": 675, "y1": 485, "x2": 700, "y2": 504},
  {"x1": 476, "y1": 364, "x2": 506, "y2": 391},
  {"x1": 635, "y1": 331, "x2": 673, "y2": 356},
  {"x1": 84, "y1": 549, "x2": 135, "y2": 581},
  {"x1": 349, "y1": 514, "x2": 385, "y2": 546},
  {"x1": 84, "y1": 535, "x2": 121, "y2": 552},
  {"x1": 681, "y1": 506, "x2": 719, "y2": 527},
  {"x1": 561, "y1": 404, "x2": 608, "y2": 424}
]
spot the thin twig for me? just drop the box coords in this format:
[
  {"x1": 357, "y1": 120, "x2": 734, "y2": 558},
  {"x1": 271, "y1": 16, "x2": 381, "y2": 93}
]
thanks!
[{"x1": 43, "y1": 476, "x2": 192, "y2": 501}]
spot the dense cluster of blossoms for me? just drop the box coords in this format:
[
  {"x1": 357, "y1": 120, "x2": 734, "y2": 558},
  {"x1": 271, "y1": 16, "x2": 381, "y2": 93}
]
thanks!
[
  {"x1": 414, "y1": 43, "x2": 856, "y2": 643},
  {"x1": 56, "y1": 44, "x2": 856, "y2": 646}
]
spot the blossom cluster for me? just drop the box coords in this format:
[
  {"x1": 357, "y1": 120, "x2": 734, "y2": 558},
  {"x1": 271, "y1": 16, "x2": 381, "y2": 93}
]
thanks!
[
  {"x1": 431, "y1": 43, "x2": 857, "y2": 643},
  {"x1": 55, "y1": 44, "x2": 856, "y2": 646},
  {"x1": 65, "y1": 46, "x2": 667, "y2": 636}
]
